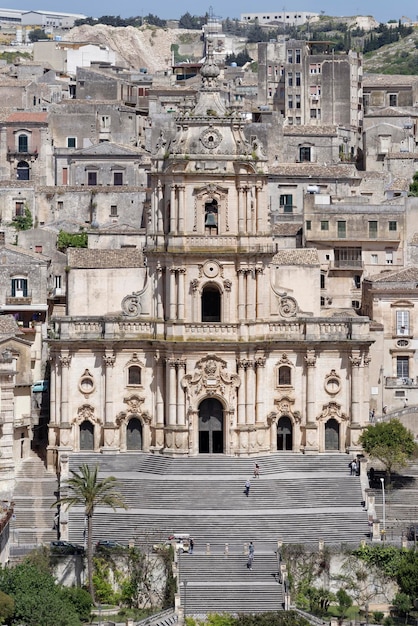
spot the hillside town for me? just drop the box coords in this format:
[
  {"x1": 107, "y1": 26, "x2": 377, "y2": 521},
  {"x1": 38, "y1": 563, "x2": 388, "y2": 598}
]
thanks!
[{"x1": 0, "y1": 6, "x2": 417, "y2": 624}]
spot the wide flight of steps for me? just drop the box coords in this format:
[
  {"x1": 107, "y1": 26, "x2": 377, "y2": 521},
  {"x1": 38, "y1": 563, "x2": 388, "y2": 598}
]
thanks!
[
  {"x1": 372, "y1": 461, "x2": 418, "y2": 538},
  {"x1": 178, "y1": 552, "x2": 284, "y2": 614},
  {"x1": 9, "y1": 455, "x2": 58, "y2": 552},
  {"x1": 65, "y1": 453, "x2": 368, "y2": 550}
]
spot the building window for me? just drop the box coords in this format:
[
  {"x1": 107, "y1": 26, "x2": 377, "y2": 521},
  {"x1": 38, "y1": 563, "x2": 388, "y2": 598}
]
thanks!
[
  {"x1": 295, "y1": 94, "x2": 301, "y2": 109},
  {"x1": 287, "y1": 72, "x2": 293, "y2": 86},
  {"x1": 295, "y1": 117, "x2": 301, "y2": 125},
  {"x1": 15, "y1": 201, "x2": 25, "y2": 217},
  {"x1": 368, "y1": 221, "x2": 378, "y2": 238},
  {"x1": 280, "y1": 194, "x2": 293, "y2": 213},
  {"x1": 278, "y1": 365, "x2": 291, "y2": 385},
  {"x1": 57, "y1": 201, "x2": 63, "y2": 211},
  {"x1": 389, "y1": 94, "x2": 397, "y2": 107},
  {"x1": 287, "y1": 49, "x2": 293, "y2": 63},
  {"x1": 54, "y1": 275, "x2": 62, "y2": 289},
  {"x1": 320, "y1": 273, "x2": 325, "y2": 289},
  {"x1": 320, "y1": 220, "x2": 329, "y2": 230},
  {"x1": 11, "y1": 277, "x2": 28, "y2": 297},
  {"x1": 113, "y1": 172, "x2": 123, "y2": 186},
  {"x1": 295, "y1": 49, "x2": 301, "y2": 63},
  {"x1": 204, "y1": 199, "x2": 218, "y2": 234},
  {"x1": 67, "y1": 137, "x2": 76, "y2": 148},
  {"x1": 87, "y1": 171, "x2": 97, "y2": 185},
  {"x1": 389, "y1": 220, "x2": 397, "y2": 231},
  {"x1": 334, "y1": 247, "x2": 361, "y2": 267},
  {"x1": 354, "y1": 275, "x2": 361, "y2": 289},
  {"x1": 337, "y1": 221, "x2": 346, "y2": 238},
  {"x1": 201, "y1": 285, "x2": 221, "y2": 322},
  {"x1": 299, "y1": 146, "x2": 311, "y2": 162},
  {"x1": 128, "y1": 365, "x2": 141, "y2": 385},
  {"x1": 288, "y1": 96, "x2": 293, "y2": 109},
  {"x1": 396, "y1": 355, "x2": 409, "y2": 379},
  {"x1": 35, "y1": 245, "x2": 43, "y2": 253},
  {"x1": 110, "y1": 205, "x2": 118, "y2": 216},
  {"x1": 371, "y1": 254, "x2": 378, "y2": 264},
  {"x1": 396, "y1": 311, "x2": 410, "y2": 336},
  {"x1": 385, "y1": 249, "x2": 393, "y2": 264},
  {"x1": 305, "y1": 220, "x2": 311, "y2": 230},
  {"x1": 295, "y1": 72, "x2": 301, "y2": 86},
  {"x1": 310, "y1": 109, "x2": 317, "y2": 119},
  {"x1": 17, "y1": 161, "x2": 29, "y2": 180},
  {"x1": 18, "y1": 134, "x2": 28, "y2": 152}
]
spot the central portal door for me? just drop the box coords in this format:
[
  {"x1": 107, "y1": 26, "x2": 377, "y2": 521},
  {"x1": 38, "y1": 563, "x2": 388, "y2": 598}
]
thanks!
[{"x1": 198, "y1": 398, "x2": 224, "y2": 454}]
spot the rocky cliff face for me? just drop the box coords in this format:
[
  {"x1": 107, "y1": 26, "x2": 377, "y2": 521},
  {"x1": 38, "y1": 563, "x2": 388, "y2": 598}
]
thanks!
[{"x1": 65, "y1": 24, "x2": 202, "y2": 73}]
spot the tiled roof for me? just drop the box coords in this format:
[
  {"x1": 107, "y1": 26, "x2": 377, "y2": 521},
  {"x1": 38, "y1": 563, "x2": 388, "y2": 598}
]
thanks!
[
  {"x1": 368, "y1": 266, "x2": 418, "y2": 283},
  {"x1": 363, "y1": 74, "x2": 418, "y2": 87},
  {"x1": 269, "y1": 163, "x2": 358, "y2": 178},
  {"x1": 272, "y1": 248, "x2": 319, "y2": 266},
  {"x1": 68, "y1": 248, "x2": 144, "y2": 269},
  {"x1": 283, "y1": 125, "x2": 338, "y2": 136},
  {"x1": 0, "y1": 315, "x2": 21, "y2": 335},
  {"x1": 272, "y1": 222, "x2": 303, "y2": 236},
  {"x1": 6, "y1": 112, "x2": 48, "y2": 123},
  {"x1": 386, "y1": 177, "x2": 411, "y2": 191}
]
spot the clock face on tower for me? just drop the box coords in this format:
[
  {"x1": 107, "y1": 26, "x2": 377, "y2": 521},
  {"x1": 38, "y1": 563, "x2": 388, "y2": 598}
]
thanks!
[{"x1": 200, "y1": 127, "x2": 222, "y2": 150}]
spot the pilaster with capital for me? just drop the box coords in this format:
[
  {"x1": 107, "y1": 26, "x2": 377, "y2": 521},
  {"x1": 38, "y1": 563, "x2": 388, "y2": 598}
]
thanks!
[
  {"x1": 169, "y1": 267, "x2": 177, "y2": 320},
  {"x1": 237, "y1": 268, "x2": 246, "y2": 321},
  {"x1": 103, "y1": 352, "x2": 115, "y2": 424},
  {"x1": 304, "y1": 350, "x2": 317, "y2": 425},
  {"x1": 59, "y1": 351, "x2": 71, "y2": 424},
  {"x1": 255, "y1": 356, "x2": 266, "y2": 423},
  {"x1": 246, "y1": 360, "x2": 255, "y2": 425},
  {"x1": 167, "y1": 358, "x2": 177, "y2": 426},
  {"x1": 349, "y1": 350, "x2": 362, "y2": 425},
  {"x1": 255, "y1": 266, "x2": 264, "y2": 319},
  {"x1": 238, "y1": 186, "x2": 245, "y2": 234},
  {"x1": 237, "y1": 359, "x2": 247, "y2": 425},
  {"x1": 177, "y1": 267, "x2": 186, "y2": 321},
  {"x1": 246, "y1": 267, "x2": 256, "y2": 321},
  {"x1": 177, "y1": 359, "x2": 187, "y2": 426},
  {"x1": 170, "y1": 184, "x2": 177, "y2": 234}
]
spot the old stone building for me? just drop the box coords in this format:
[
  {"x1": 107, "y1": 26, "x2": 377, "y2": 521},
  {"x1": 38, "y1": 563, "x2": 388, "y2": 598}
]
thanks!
[{"x1": 47, "y1": 49, "x2": 373, "y2": 465}]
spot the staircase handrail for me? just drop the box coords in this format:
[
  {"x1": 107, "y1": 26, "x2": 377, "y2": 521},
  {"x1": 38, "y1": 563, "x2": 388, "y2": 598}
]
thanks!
[
  {"x1": 135, "y1": 608, "x2": 177, "y2": 626},
  {"x1": 292, "y1": 607, "x2": 329, "y2": 626}
]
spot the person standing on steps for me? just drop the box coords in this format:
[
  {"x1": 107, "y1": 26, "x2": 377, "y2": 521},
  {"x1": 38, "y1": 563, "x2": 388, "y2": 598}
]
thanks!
[
  {"x1": 247, "y1": 542, "x2": 255, "y2": 570},
  {"x1": 189, "y1": 537, "x2": 194, "y2": 554},
  {"x1": 244, "y1": 478, "x2": 251, "y2": 497},
  {"x1": 253, "y1": 463, "x2": 260, "y2": 479}
]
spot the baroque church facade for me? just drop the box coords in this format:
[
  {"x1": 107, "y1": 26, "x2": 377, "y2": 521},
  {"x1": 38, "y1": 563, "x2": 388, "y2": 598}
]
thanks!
[{"x1": 47, "y1": 50, "x2": 373, "y2": 466}]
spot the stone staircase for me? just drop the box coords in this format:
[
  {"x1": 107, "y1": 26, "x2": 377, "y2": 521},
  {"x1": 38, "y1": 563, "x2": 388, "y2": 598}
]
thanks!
[
  {"x1": 178, "y1": 552, "x2": 283, "y2": 614},
  {"x1": 9, "y1": 455, "x2": 58, "y2": 549},
  {"x1": 372, "y1": 461, "x2": 418, "y2": 538},
  {"x1": 65, "y1": 453, "x2": 368, "y2": 550}
]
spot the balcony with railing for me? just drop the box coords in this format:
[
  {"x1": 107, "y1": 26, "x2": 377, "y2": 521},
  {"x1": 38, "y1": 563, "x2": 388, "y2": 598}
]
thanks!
[{"x1": 5, "y1": 290, "x2": 32, "y2": 305}]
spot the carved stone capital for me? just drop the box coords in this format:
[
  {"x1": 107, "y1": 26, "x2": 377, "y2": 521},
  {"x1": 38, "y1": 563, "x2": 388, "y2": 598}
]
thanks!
[
  {"x1": 59, "y1": 353, "x2": 71, "y2": 368},
  {"x1": 305, "y1": 350, "x2": 316, "y2": 367}
]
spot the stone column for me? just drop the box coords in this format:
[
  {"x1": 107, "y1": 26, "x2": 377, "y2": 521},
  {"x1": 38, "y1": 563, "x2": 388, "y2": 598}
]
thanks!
[
  {"x1": 170, "y1": 184, "x2": 177, "y2": 233},
  {"x1": 246, "y1": 361, "x2": 255, "y2": 425},
  {"x1": 350, "y1": 350, "x2": 362, "y2": 424},
  {"x1": 178, "y1": 184, "x2": 185, "y2": 233},
  {"x1": 49, "y1": 355, "x2": 57, "y2": 425},
  {"x1": 167, "y1": 359, "x2": 177, "y2": 425},
  {"x1": 177, "y1": 267, "x2": 186, "y2": 321},
  {"x1": 156, "y1": 262, "x2": 164, "y2": 319},
  {"x1": 157, "y1": 180, "x2": 164, "y2": 233},
  {"x1": 255, "y1": 357, "x2": 266, "y2": 423},
  {"x1": 59, "y1": 351, "x2": 71, "y2": 424},
  {"x1": 305, "y1": 350, "x2": 316, "y2": 424},
  {"x1": 155, "y1": 355, "x2": 164, "y2": 425},
  {"x1": 255, "y1": 184, "x2": 262, "y2": 233},
  {"x1": 190, "y1": 279, "x2": 199, "y2": 323},
  {"x1": 103, "y1": 351, "x2": 115, "y2": 423},
  {"x1": 238, "y1": 187, "x2": 245, "y2": 234},
  {"x1": 177, "y1": 360, "x2": 186, "y2": 426},
  {"x1": 255, "y1": 266, "x2": 264, "y2": 319},
  {"x1": 245, "y1": 187, "x2": 251, "y2": 234},
  {"x1": 362, "y1": 352, "x2": 371, "y2": 425},
  {"x1": 246, "y1": 267, "x2": 256, "y2": 321},
  {"x1": 169, "y1": 268, "x2": 177, "y2": 320},
  {"x1": 237, "y1": 269, "x2": 246, "y2": 321},
  {"x1": 237, "y1": 360, "x2": 246, "y2": 425}
]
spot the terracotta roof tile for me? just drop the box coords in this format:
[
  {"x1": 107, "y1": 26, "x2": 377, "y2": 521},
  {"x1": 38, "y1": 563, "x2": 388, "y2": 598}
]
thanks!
[
  {"x1": 6, "y1": 112, "x2": 48, "y2": 123},
  {"x1": 68, "y1": 248, "x2": 144, "y2": 269},
  {"x1": 272, "y1": 248, "x2": 319, "y2": 266}
]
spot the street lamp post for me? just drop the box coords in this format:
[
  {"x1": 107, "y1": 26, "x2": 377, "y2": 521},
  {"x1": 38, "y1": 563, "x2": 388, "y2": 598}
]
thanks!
[{"x1": 380, "y1": 477, "x2": 386, "y2": 539}]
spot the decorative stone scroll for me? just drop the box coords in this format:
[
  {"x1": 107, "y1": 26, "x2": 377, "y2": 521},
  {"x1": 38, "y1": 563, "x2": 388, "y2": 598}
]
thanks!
[
  {"x1": 182, "y1": 354, "x2": 240, "y2": 409},
  {"x1": 121, "y1": 292, "x2": 143, "y2": 317}
]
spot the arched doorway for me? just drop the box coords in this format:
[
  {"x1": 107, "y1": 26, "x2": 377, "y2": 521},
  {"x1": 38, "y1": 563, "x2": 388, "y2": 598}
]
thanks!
[
  {"x1": 325, "y1": 418, "x2": 340, "y2": 450},
  {"x1": 17, "y1": 161, "x2": 30, "y2": 180},
  {"x1": 127, "y1": 417, "x2": 142, "y2": 450},
  {"x1": 277, "y1": 416, "x2": 293, "y2": 451},
  {"x1": 198, "y1": 398, "x2": 224, "y2": 454},
  {"x1": 201, "y1": 285, "x2": 221, "y2": 322},
  {"x1": 80, "y1": 420, "x2": 94, "y2": 450}
]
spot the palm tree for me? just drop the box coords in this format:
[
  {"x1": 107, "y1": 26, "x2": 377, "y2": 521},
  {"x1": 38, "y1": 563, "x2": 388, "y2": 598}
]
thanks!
[{"x1": 53, "y1": 463, "x2": 127, "y2": 600}]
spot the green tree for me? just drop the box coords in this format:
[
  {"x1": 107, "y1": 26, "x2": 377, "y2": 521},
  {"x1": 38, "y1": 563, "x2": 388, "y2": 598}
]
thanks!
[
  {"x1": 11, "y1": 205, "x2": 33, "y2": 231},
  {"x1": 57, "y1": 230, "x2": 88, "y2": 252},
  {"x1": 0, "y1": 561, "x2": 81, "y2": 625},
  {"x1": 392, "y1": 592, "x2": 413, "y2": 623},
  {"x1": 0, "y1": 589, "x2": 14, "y2": 623},
  {"x1": 53, "y1": 464, "x2": 127, "y2": 601},
  {"x1": 61, "y1": 586, "x2": 93, "y2": 622},
  {"x1": 335, "y1": 588, "x2": 353, "y2": 624},
  {"x1": 409, "y1": 172, "x2": 418, "y2": 196},
  {"x1": 395, "y1": 550, "x2": 418, "y2": 599},
  {"x1": 29, "y1": 28, "x2": 47, "y2": 42},
  {"x1": 359, "y1": 419, "x2": 416, "y2": 482}
]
